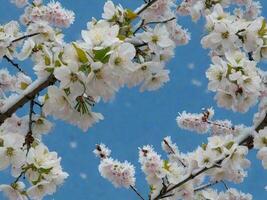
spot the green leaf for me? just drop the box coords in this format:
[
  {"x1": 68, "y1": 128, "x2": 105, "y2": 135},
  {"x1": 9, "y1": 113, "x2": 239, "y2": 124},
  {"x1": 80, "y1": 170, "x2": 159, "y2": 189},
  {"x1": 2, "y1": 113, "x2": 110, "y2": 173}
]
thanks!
[
  {"x1": 93, "y1": 47, "x2": 111, "y2": 64},
  {"x1": 149, "y1": 185, "x2": 155, "y2": 192},
  {"x1": 125, "y1": 9, "x2": 137, "y2": 20},
  {"x1": 45, "y1": 67, "x2": 54, "y2": 73},
  {"x1": 20, "y1": 82, "x2": 29, "y2": 90},
  {"x1": 225, "y1": 141, "x2": 234, "y2": 150},
  {"x1": 73, "y1": 43, "x2": 89, "y2": 63},
  {"x1": 258, "y1": 19, "x2": 267, "y2": 37},
  {"x1": 163, "y1": 160, "x2": 170, "y2": 171},
  {"x1": 262, "y1": 137, "x2": 267, "y2": 146},
  {"x1": 38, "y1": 167, "x2": 53, "y2": 174},
  {"x1": 44, "y1": 56, "x2": 51, "y2": 66},
  {"x1": 44, "y1": 94, "x2": 49, "y2": 101},
  {"x1": 118, "y1": 34, "x2": 126, "y2": 40},
  {"x1": 0, "y1": 138, "x2": 4, "y2": 147},
  {"x1": 58, "y1": 51, "x2": 68, "y2": 65},
  {"x1": 214, "y1": 147, "x2": 222, "y2": 154},
  {"x1": 201, "y1": 143, "x2": 207, "y2": 150},
  {"x1": 79, "y1": 64, "x2": 91, "y2": 75},
  {"x1": 226, "y1": 64, "x2": 232, "y2": 77},
  {"x1": 54, "y1": 60, "x2": 62, "y2": 67}
]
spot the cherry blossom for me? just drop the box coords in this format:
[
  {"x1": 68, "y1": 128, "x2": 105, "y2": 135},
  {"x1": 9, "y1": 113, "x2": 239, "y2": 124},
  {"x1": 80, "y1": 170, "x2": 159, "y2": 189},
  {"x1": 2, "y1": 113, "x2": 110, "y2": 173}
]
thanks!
[{"x1": 1, "y1": 0, "x2": 267, "y2": 199}]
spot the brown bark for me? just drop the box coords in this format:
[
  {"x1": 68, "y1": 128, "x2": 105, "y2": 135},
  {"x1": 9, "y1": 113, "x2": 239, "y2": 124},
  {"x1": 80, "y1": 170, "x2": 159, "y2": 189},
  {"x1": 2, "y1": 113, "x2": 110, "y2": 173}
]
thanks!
[{"x1": 0, "y1": 74, "x2": 56, "y2": 125}]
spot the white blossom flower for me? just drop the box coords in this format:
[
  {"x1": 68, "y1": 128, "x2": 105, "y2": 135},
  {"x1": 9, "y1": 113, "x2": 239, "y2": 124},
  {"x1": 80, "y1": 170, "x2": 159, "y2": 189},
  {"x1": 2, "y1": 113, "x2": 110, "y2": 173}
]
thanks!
[
  {"x1": 81, "y1": 20, "x2": 119, "y2": 48},
  {"x1": 102, "y1": 1, "x2": 117, "y2": 20},
  {"x1": 109, "y1": 43, "x2": 136, "y2": 74},
  {"x1": 0, "y1": 134, "x2": 25, "y2": 170},
  {"x1": 254, "y1": 128, "x2": 267, "y2": 149},
  {"x1": 257, "y1": 147, "x2": 267, "y2": 169},
  {"x1": 54, "y1": 65, "x2": 85, "y2": 100},
  {"x1": 32, "y1": 116, "x2": 53, "y2": 136},
  {"x1": 140, "y1": 67, "x2": 169, "y2": 92},
  {"x1": 0, "y1": 182, "x2": 27, "y2": 200},
  {"x1": 17, "y1": 39, "x2": 35, "y2": 61},
  {"x1": 27, "y1": 181, "x2": 56, "y2": 200},
  {"x1": 139, "y1": 25, "x2": 174, "y2": 52},
  {"x1": 94, "y1": 143, "x2": 111, "y2": 159},
  {"x1": 98, "y1": 158, "x2": 136, "y2": 188},
  {"x1": 10, "y1": 0, "x2": 28, "y2": 8}
]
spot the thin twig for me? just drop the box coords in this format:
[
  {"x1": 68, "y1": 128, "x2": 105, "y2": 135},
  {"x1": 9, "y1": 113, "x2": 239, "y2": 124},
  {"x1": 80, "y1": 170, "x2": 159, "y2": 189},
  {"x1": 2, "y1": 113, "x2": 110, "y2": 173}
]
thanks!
[
  {"x1": 163, "y1": 139, "x2": 186, "y2": 167},
  {"x1": 221, "y1": 181, "x2": 229, "y2": 190},
  {"x1": 194, "y1": 181, "x2": 219, "y2": 192},
  {"x1": 12, "y1": 170, "x2": 26, "y2": 184},
  {"x1": 145, "y1": 17, "x2": 176, "y2": 25},
  {"x1": 130, "y1": 185, "x2": 146, "y2": 200},
  {"x1": 3, "y1": 55, "x2": 27, "y2": 74},
  {"x1": 10, "y1": 32, "x2": 41, "y2": 45},
  {"x1": 134, "y1": 43, "x2": 148, "y2": 48},
  {"x1": 134, "y1": 19, "x2": 145, "y2": 35},
  {"x1": 23, "y1": 99, "x2": 35, "y2": 153},
  {"x1": 33, "y1": 100, "x2": 43, "y2": 108},
  {"x1": 159, "y1": 193, "x2": 174, "y2": 199},
  {"x1": 136, "y1": 0, "x2": 159, "y2": 15}
]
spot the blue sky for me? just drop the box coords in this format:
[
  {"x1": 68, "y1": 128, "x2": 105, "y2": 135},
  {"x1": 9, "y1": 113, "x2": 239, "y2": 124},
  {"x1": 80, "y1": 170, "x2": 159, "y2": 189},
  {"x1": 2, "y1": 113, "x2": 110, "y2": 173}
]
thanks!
[{"x1": 0, "y1": 0, "x2": 267, "y2": 199}]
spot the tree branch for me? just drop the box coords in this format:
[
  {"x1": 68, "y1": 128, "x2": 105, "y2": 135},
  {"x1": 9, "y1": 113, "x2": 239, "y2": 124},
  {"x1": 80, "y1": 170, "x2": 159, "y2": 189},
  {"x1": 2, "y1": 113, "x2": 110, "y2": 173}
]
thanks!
[
  {"x1": 10, "y1": 32, "x2": 41, "y2": 45},
  {"x1": 153, "y1": 166, "x2": 215, "y2": 200},
  {"x1": 136, "y1": 0, "x2": 159, "y2": 15},
  {"x1": 133, "y1": 19, "x2": 145, "y2": 35},
  {"x1": 130, "y1": 185, "x2": 145, "y2": 200},
  {"x1": 0, "y1": 74, "x2": 56, "y2": 125},
  {"x1": 23, "y1": 98, "x2": 35, "y2": 153},
  {"x1": 3, "y1": 55, "x2": 27, "y2": 74},
  {"x1": 194, "y1": 181, "x2": 219, "y2": 192},
  {"x1": 145, "y1": 17, "x2": 176, "y2": 25},
  {"x1": 153, "y1": 112, "x2": 267, "y2": 199},
  {"x1": 163, "y1": 139, "x2": 186, "y2": 167}
]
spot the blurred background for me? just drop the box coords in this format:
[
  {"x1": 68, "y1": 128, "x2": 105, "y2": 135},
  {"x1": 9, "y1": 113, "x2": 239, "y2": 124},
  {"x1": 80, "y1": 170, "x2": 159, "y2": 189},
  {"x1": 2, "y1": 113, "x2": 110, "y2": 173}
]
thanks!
[{"x1": 0, "y1": 0, "x2": 266, "y2": 199}]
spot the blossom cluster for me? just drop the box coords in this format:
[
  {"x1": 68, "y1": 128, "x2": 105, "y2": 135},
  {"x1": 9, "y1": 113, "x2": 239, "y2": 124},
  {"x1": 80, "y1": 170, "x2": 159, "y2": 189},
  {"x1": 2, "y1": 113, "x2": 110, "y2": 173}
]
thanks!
[
  {"x1": 0, "y1": 127, "x2": 67, "y2": 200},
  {"x1": 201, "y1": 3, "x2": 267, "y2": 112},
  {"x1": 94, "y1": 144, "x2": 136, "y2": 188},
  {"x1": 1, "y1": 0, "x2": 190, "y2": 131},
  {"x1": 137, "y1": 0, "x2": 191, "y2": 46},
  {"x1": 177, "y1": 0, "x2": 262, "y2": 21},
  {"x1": 1, "y1": 0, "x2": 267, "y2": 199},
  {"x1": 10, "y1": 0, "x2": 28, "y2": 8},
  {"x1": 0, "y1": 21, "x2": 21, "y2": 59},
  {"x1": 0, "y1": 0, "x2": 192, "y2": 197},
  {"x1": 254, "y1": 128, "x2": 267, "y2": 169},
  {"x1": 97, "y1": 125, "x2": 251, "y2": 199},
  {"x1": 195, "y1": 188, "x2": 252, "y2": 200},
  {"x1": 206, "y1": 51, "x2": 262, "y2": 112},
  {"x1": 176, "y1": 108, "x2": 246, "y2": 135},
  {"x1": 20, "y1": 0, "x2": 75, "y2": 28}
]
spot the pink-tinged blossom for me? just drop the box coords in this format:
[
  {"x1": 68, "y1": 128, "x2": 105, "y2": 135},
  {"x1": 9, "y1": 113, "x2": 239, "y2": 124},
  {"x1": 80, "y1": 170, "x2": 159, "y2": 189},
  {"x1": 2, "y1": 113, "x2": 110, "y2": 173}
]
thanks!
[
  {"x1": 93, "y1": 143, "x2": 111, "y2": 159},
  {"x1": 95, "y1": 144, "x2": 135, "y2": 188},
  {"x1": 138, "y1": 145, "x2": 167, "y2": 186},
  {"x1": 98, "y1": 158, "x2": 136, "y2": 188},
  {"x1": 176, "y1": 111, "x2": 213, "y2": 133},
  {"x1": 10, "y1": 0, "x2": 28, "y2": 8},
  {"x1": 20, "y1": 1, "x2": 75, "y2": 28}
]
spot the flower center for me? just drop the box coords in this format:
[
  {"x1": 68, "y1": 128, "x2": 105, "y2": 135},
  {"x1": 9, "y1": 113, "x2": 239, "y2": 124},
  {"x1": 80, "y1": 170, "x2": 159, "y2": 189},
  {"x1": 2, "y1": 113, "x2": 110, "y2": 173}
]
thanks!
[
  {"x1": 94, "y1": 69, "x2": 103, "y2": 79},
  {"x1": 114, "y1": 57, "x2": 122, "y2": 66},
  {"x1": 221, "y1": 31, "x2": 229, "y2": 39},
  {"x1": 6, "y1": 147, "x2": 14, "y2": 157},
  {"x1": 70, "y1": 73, "x2": 78, "y2": 82},
  {"x1": 141, "y1": 65, "x2": 147, "y2": 71},
  {"x1": 151, "y1": 35, "x2": 159, "y2": 44}
]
